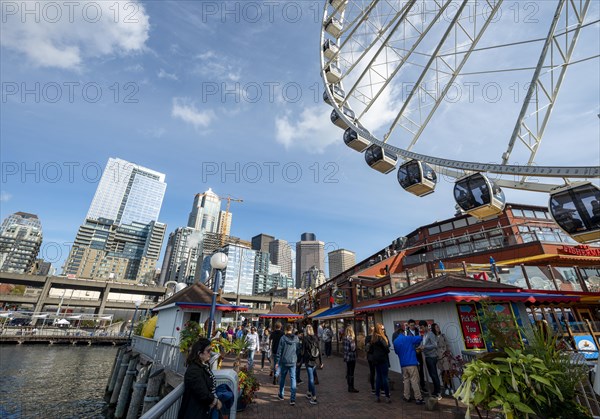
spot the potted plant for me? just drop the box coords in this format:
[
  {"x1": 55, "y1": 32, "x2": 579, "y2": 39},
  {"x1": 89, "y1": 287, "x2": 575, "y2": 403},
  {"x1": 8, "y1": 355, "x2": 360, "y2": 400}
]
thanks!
[
  {"x1": 179, "y1": 321, "x2": 206, "y2": 353},
  {"x1": 237, "y1": 367, "x2": 260, "y2": 412}
]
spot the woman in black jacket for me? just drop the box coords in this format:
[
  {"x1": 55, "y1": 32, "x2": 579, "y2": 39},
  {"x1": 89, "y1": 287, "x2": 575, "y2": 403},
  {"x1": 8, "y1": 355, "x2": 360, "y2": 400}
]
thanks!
[
  {"x1": 178, "y1": 338, "x2": 222, "y2": 419},
  {"x1": 371, "y1": 323, "x2": 391, "y2": 403}
]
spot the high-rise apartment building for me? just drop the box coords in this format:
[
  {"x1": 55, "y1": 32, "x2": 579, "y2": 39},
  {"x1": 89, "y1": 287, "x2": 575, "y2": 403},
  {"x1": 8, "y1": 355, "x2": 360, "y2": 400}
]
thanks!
[
  {"x1": 87, "y1": 157, "x2": 166, "y2": 225},
  {"x1": 64, "y1": 158, "x2": 167, "y2": 282},
  {"x1": 269, "y1": 239, "x2": 292, "y2": 278},
  {"x1": 296, "y1": 233, "x2": 325, "y2": 288},
  {"x1": 251, "y1": 234, "x2": 274, "y2": 253},
  {"x1": 0, "y1": 212, "x2": 43, "y2": 274},
  {"x1": 253, "y1": 251, "x2": 270, "y2": 295},
  {"x1": 64, "y1": 218, "x2": 166, "y2": 283},
  {"x1": 328, "y1": 249, "x2": 356, "y2": 279}
]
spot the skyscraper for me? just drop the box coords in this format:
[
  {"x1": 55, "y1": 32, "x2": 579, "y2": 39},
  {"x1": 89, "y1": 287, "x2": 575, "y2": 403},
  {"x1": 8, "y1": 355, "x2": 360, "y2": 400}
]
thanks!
[
  {"x1": 64, "y1": 158, "x2": 167, "y2": 282},
  {"x1": 251, "y1": 234, "x2": 274, "y2": 253},
  {"x1": 87, "y1": 157, "x2": 166, "y2": 225},
  {"x1": 269, "y1": 239, "x2": 292, "y2": 278},
  {"x1": 296, "y1": 233, "x2": 325, "y2": 288},
  {"x1": 328, "y1": 249, "x2": 356, "y2": 279},
  {"x1": 0, "y1": 212, "x2": 43, "y2": 274},
  {"x1": 159, "y1": 227, "x2": 203, "y2": 285},
  {"x1": 187, "y1": 189, "x2": 222, "y2": 233},
  {"x1": 220, "y1": 244, "x2": 255, "y2": 295}
]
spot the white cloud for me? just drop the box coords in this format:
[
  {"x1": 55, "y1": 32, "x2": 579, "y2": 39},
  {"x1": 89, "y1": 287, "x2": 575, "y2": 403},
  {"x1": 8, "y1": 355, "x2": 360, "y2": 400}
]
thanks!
[
  {"x1": 0, "y1": 191, "x2": 12, "y2": 202},
  {"x1": 158, "y1": 68, "x2": 178, "y2": 80},
  {"x1": 172, "y1": 98, "x2": 215, "y2": 129},
  {"x1": 275, "y1": 105, "x2": 342, "y2": 154},
  {"x1": 0, "y1": 1, "x2": 150, "y2": 70},
  {"x1": 194, "y1": 50, "x2": 241, "y2": 82}
]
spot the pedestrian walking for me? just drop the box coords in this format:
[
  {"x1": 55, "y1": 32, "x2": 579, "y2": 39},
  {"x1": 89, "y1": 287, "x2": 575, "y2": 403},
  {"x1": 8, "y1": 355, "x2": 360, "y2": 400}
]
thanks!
[
  {"x1": 365, "y1": 325, "x2": 376, "y2": 394},
  {"x1": 371, "y1": 323, "x2": 391, "y2": 403},
  {"x1": 434, "y1": 323, "x2": 454, "y2": 396},
  {"x1": 302, "y1": 325, "x2": 320, "y2": 405},
  {"x1": 322, "y1": 325, "x2": 333, "y2": 357},
  {"x1": 269, "y1": 322, "x2": 284, "y2": 384},
  {"x1": 394, "y1": 330, "x2": 425, "y2": 405},
  {"x1": 275, "y1": 323, "x2": 300, "y2": 406},
  {"x1": 245, "y1": 326, "x2": 260, "y2": 372},
  {"x1": 423, "y1": 322, "x2": 442, "y2": 399},
  {"x1": 343, "y1": 325, "x2": 359, "y2": 393},
  {"x1": 295, "y1": 330, "x2": 304, "y2": 385},
  {"x1": 260, "y1": 328, "x2": 271, "y2": 372}
]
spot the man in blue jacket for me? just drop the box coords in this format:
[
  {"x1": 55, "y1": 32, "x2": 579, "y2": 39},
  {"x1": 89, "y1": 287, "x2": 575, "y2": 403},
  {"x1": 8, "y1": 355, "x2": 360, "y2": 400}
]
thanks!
[
  {"x1": 275, "y1": 324, "x2": 300, "y2": 406},
  {"x1": 394, "y1": 333, "x2": 425, "y2": 405}
]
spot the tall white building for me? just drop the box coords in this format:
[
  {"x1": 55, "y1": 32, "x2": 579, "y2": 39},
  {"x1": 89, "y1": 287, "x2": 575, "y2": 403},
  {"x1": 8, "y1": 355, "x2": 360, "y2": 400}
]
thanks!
[
  {"x1": 64, "y1": 157, "x2": 167, "y2": 282},
  {"x1": 0, "y1": 212, "x2": 43, "y2": 273},
  {"x1": 221, "y1": 244, "x2": 255, "y2": 295},
  {"x1": 269, "y1": 239, "x2": 292, "y2": 278},
  {"x1": 87, "y1": 157, "x2": 166, "y2": 225},
  {"x1": 328, "y1": 249, "x2": 356, "y2": 279}
]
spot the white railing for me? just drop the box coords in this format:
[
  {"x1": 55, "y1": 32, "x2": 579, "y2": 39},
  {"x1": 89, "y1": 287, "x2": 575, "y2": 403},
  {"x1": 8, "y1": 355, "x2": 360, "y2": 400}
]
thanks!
[{"x1": 132, "y1": 336, "x2": 186, "y2": 375}]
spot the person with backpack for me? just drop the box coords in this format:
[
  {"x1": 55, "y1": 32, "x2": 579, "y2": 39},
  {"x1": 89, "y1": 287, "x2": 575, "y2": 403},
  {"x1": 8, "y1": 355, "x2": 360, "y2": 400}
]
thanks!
[
  {"x1": 302, "y1": 325, "x2": 320, "y2": 405},
  {"x1": 275, "y1": 323, "x2": 300, "y2": 406}
]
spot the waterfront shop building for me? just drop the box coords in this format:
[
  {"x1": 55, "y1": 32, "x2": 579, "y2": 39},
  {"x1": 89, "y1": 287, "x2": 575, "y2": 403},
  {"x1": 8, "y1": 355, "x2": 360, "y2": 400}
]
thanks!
[
  {"x1": 151, "y1": 282, "x2": 247, "y2": 343},
  {"x1": 296, "y1": 202, "x2": 600, "y2": 358}
]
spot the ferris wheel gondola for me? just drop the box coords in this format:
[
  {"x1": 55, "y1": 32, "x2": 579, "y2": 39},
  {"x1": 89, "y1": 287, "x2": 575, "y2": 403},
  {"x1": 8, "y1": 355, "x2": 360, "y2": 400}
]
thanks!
[
  {"x1": 549, "y1": 182, "x2": 600, "y2": 244},
  {"x1": 365, "y1": 144, "x2": 397, "y2": 174},
  {"x1": 331, "y1": 107, "x2": 355, "y2": 129},
  {"x1": 398, "y1": 160, "x2": 438, "y2": 197},
  {"x1": 454, "y1": 173, "x2": 506, "y2": 220},
  {"x1": 343, "y1": 127, "x2": 370, "y2": 152}
]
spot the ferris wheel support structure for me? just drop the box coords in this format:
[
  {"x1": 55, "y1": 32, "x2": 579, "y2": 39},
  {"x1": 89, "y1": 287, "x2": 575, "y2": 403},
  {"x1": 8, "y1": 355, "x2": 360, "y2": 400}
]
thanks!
[{"x1": 501, "y1": 0, "x2": 593, "y2": 182}]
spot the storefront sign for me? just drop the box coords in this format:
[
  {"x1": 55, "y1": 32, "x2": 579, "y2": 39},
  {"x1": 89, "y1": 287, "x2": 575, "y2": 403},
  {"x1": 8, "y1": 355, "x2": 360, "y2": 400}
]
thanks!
[
  {"x1": 457, "y1": 304, "x2": 485, "y2": 350},
  {"x1": 559, "y1": 245, "x2": 600, "y2": 257}
]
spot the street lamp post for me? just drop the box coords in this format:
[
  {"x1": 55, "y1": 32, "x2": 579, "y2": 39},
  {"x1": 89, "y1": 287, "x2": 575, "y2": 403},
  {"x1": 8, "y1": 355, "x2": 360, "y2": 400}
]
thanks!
[
  {"x1": 208, "y1": 252, "x2": 228, "y2": 339},
  {"x1": 128, "y1": 300, "x2": 142, "y2": 341}
]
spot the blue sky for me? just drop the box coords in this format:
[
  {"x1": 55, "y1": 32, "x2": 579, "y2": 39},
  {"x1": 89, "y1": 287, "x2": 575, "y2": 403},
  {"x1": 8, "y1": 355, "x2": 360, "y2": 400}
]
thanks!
[{"x1": 1, "y1": 1, "x2": 599, "y2": 274}]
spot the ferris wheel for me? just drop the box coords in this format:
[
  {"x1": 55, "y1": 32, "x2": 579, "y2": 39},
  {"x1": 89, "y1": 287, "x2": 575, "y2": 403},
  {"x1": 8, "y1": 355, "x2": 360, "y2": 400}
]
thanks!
[{"x1": 320, "y1": 0, "x2": 600, "y2": 243}]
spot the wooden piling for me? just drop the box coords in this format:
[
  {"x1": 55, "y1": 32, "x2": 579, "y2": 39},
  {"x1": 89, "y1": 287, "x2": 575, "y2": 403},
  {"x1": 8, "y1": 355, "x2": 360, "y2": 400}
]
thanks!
[
  {"x1": 115, "y1": 354, "x2": 139, "y2": 418},
  {"x1": 126, "y1": 364, "x2": 149, "y2": 419},
  {"x1": 108, "y1": 346, "x2": 126, "y2": 394},
  {"x1": 141, "y1": 366, "x2": 165, "y2": 415},
  {"x1": 110, "y1": 350, "x2": 132, "y2": 405},
  {"x1": 107, "y1": 345, "x2": 125, "y2": 393}
]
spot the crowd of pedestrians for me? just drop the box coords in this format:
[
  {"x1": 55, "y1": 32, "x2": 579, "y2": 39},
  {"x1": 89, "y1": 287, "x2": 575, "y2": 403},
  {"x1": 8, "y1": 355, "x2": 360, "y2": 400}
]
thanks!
[{"x1": 227, "y1": 317, "x2": 453, "y2": 409}]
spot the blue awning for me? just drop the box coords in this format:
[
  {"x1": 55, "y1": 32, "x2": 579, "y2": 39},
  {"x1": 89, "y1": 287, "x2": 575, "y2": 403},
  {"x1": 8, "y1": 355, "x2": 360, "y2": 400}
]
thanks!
[{"x1": 314, "y1": 304, "x2": 351, "y2": 319}]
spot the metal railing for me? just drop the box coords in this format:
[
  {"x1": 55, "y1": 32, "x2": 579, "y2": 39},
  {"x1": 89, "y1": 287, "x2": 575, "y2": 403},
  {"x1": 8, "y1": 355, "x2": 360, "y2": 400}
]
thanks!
[{"x1": 132, "y1": 336, "x2": 186, "y2": 375}]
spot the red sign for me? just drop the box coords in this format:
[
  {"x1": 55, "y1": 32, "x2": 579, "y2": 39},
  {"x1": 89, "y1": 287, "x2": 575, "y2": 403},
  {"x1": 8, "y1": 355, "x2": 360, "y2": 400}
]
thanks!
[
  {"x1": 559, "y1": 245, "x2": 600, "y2": 257},
  {"x1": 457, "y1": 304, "x2": 485, "y2": 350}
]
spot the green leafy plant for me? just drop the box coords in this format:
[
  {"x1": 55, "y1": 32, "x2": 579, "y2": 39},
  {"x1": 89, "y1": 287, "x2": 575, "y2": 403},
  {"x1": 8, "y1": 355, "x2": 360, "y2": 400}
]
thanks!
[
  {"x1": 237, "y1": 367, "x2": 260, "y2": 405},
  {"x1": 479, "y1": 302, "x2": 522, "y2": 351},
  {"x1": 455, "y1": 347, "x2": 564, "y2": 419},
  {"x1": 179, "y1": 321, "x2": 206, "y2": 353}
]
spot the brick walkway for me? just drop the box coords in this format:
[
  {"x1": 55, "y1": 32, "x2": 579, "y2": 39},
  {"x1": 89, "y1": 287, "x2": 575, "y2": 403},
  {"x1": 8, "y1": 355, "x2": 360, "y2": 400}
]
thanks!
[{"x1": 232, "y1": 352, "x2": 464, "y2": 419}]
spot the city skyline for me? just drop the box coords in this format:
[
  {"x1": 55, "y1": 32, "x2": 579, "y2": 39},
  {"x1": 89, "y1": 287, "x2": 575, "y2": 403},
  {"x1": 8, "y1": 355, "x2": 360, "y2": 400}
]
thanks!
[{"x1": 2, "y1": 2, "x2": 598, "y2": 278}]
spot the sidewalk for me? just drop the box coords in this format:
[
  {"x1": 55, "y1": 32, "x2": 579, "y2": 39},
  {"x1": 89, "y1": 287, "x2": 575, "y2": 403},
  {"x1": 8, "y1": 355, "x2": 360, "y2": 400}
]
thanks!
[{"x1": 234, "y1": 353, "x2": 463, "y2": 419}]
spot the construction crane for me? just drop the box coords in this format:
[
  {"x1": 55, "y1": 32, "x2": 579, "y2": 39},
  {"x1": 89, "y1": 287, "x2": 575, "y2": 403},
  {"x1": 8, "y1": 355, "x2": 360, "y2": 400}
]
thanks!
[{"x1": 219, "y1": 195, "x2": 243, "y2": 246}]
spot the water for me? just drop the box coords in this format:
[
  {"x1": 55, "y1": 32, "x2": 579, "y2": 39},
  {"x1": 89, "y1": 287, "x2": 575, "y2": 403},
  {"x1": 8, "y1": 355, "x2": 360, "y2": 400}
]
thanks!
[{"x1": 0, "y1": 345, "x2": 118, "y2": 418}]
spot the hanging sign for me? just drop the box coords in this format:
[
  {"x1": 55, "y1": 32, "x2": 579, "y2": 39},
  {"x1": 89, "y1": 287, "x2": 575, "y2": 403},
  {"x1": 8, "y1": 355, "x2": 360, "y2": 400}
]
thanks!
[{"x1": 457, "y1": 304, "x2": 485, "y2": 350}]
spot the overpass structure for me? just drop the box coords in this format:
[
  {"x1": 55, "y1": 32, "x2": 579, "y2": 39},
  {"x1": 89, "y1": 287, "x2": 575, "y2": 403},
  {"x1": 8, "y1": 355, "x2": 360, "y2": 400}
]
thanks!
[
  {"x1": 0, "y1": 273, "x2": 297, "y2": 317},
  {"x1": 0, "y1": 272, "x2": 166, "y2": 314}
]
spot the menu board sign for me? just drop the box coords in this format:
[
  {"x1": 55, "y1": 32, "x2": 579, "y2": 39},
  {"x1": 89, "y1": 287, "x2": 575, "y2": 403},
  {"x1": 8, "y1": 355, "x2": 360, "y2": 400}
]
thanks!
[{"x1": 457, "y1": 304, "x2": 485, "y2": 350}]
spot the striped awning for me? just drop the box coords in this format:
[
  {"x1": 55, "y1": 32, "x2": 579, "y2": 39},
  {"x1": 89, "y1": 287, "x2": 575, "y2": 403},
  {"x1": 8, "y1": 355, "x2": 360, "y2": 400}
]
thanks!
[
  {"x1": 355, "y1": 291, "x2": 579, "y2": 313},
  {"x1": 318, "y1": 309, "x2": 355, "y2": 321},
  {"x1": 314, "y1": 304, "x2": 351, "y2": 319},
  {"x1": 307, "y1": 307, "x2": 329, "y2": 318}
]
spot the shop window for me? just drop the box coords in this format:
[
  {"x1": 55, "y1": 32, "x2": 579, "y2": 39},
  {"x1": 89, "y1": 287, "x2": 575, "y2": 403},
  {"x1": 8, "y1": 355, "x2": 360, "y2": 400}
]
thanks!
[
  {"x1": 523, "y1": 210, "x2": 535, "y2": 218},
  {"x1": 440, "y1": 222, "x2": 454, "y2": 232},
  {"x1": 534, "y1": 210, "x2": 548, "y2": 219},
  {"x1": 454, "y1": 218, "x2": 468, "y2": 228},
  {"x1": 375, "y1": 287, "x2": 383, "y2": 297},
  {"x1": 512, "y1": 209, "x2": 524, "y2": 217},
  {"x1": 383, "y1": 284, "x2": 392, "y2": 295}
]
